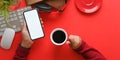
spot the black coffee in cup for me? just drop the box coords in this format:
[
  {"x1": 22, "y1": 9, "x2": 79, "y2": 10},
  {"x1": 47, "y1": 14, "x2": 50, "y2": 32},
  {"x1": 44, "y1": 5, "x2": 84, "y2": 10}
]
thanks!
[
  {"x1": 52, "y1": 30, "x2": 66, "y2": 43},
  {"x1": 50, "y1": 28, "x2": 67, "y2": 45}
]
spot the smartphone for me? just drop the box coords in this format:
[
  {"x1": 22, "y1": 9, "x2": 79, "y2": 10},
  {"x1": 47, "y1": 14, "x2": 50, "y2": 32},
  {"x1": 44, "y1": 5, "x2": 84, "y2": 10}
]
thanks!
[{"x1": 23, "y1": 9, "x2": 44, "y2": 40}]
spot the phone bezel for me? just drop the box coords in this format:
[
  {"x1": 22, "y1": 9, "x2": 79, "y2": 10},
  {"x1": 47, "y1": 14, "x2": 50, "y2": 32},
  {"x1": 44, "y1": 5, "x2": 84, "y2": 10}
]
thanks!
[{"x1": 23, "y1": 9, "x2": 45, "y2": 40}]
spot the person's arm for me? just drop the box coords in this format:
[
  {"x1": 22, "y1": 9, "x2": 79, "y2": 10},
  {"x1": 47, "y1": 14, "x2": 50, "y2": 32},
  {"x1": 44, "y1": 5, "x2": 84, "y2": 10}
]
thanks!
[
  {"x1": 13, "y1": 21, "x2": 33, "y2": 60},
  {"x1": 13, "y1": 45, "x2": 30, "y2": 60},
  {"x1": 13, "y1": 18, "x2": 43, "y2": 60},
  {"x1": 66, "y1": 35, "x2": 106, "y2": 60},
  {"x1": 75, "y1": 41, "x2": 106, "y2": 60}
]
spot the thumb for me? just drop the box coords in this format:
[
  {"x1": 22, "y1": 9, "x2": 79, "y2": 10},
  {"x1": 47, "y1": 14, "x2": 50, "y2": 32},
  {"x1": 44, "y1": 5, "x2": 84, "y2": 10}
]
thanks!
[
  {"x1": 22, "y1": 21, "x2": 27, "y2": 31},
  {"x1": 66, "y1": 41, "x2": 71, "y2": 45},
  {"x1": 66, "y1": 40, "x2": 73, "y2": 48}
]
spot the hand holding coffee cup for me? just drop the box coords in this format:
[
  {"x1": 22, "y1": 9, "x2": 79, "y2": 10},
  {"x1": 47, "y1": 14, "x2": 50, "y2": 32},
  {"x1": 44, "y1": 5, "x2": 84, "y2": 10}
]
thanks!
[
  {"x1": 50, "y1": 28, "x2": 68, "y2": 45},
  {"x1": 50, "y1": 28, "x2": 82, "y2": 49},
  {"x1": 66, "y1": 35, "x2": 82, "y2": 49}
]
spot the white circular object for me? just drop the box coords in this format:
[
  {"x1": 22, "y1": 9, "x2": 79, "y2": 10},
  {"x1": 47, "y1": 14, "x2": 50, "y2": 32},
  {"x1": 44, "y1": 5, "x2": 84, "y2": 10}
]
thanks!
[{"x1": 50, "y1": 28, "x2": 68, "y2": 46}]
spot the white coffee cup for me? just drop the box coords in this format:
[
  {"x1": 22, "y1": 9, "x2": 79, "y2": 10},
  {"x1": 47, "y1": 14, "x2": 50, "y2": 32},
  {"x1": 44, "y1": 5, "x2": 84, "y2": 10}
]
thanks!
[{"x1": 50, "y1": 28, "x2": 68, "y2": 45}]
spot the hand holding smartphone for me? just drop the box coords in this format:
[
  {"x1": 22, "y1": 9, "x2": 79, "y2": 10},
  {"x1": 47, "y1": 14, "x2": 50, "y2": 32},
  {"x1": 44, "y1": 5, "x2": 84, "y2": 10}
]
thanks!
[{"x1": 23, "y1": 9, "x2": 44, "y2": 40}]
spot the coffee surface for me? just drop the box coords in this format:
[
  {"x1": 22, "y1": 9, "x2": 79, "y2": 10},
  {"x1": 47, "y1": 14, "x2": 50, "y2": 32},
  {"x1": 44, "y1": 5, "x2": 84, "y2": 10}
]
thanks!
[{"x1": 52, "y1": 30, "x2": 66, "y2": 43}]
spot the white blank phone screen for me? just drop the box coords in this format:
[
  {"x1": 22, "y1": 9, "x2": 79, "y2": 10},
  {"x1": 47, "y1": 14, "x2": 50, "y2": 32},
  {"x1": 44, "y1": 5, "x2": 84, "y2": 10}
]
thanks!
[{"x1": 24, "y1": 9, "x2": 44, "y2": 40}]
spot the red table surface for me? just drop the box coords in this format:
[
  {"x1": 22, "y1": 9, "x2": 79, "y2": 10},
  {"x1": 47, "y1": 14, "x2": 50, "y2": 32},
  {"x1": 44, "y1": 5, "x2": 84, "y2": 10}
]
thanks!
[{"x1": 0, "y1": 0, "x2": 120, "y2": 60}]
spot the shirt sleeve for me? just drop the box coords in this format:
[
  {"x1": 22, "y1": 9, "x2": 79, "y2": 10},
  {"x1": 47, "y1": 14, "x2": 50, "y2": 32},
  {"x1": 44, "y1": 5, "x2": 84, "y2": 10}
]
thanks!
[
  {"x1": 13, "y1": 44, "x2": 30, "y2": 60},
  {"x1": 74, "y1": 41, "x2": 107, "y2": 60}
]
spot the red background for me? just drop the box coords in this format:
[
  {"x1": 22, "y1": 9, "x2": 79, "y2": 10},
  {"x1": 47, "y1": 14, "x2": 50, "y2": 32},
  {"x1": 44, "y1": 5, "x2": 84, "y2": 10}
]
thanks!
[{"x1": 0, "y1": 0, "x2": 120, "y2": 60}]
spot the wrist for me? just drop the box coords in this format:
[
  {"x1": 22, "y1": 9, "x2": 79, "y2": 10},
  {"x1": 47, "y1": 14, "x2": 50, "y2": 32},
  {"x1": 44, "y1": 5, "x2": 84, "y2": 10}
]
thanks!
[
  {"x1": 20, "y1": 44, "x2": 30, "y2": 50},
  {"x1": 73, "y1": 39, "x2": 83, "y2": 50},
  {"x1": 21, "y1": 42, "x2": 33, "y2": 48},
  {"x1": 74, "y1": 40, "x2": 85, "y2": 51}
]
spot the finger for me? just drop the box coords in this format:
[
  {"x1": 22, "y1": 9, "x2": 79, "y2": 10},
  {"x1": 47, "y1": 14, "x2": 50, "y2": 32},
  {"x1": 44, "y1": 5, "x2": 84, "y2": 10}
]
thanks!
[
  {"x1": 66, "y1": 41, "x2": 71, "y2": 45},
  {"x1": 23, "y1": 21, "x2": 26, "y2": 27},
  {"x1": 22, "y1": 21, "x2": 26, "y2": 31},
  {"x1": 66, "y1": 41, "x2": 73, "y2": 48},
  {"x1": 40, "y1": 18, "x2": 43, "y2": 23},
  {"x1": 23, "y1": 21, "x2": 26, "y2": 25},
  {"x1": 42, "y1": 25, "x2": 44, "y2": 27},
  {"x1": 22, "y1": 21, "x2": 28, "y2": 32},
  {"x1": 40, "y1": 18, "x2": 42, "y2": 21},
  {"x1": 66, "y1": 40, "x2": 73, "y2": 49},
  {"x1": 69, "y1": 35, "x2": 76, "y2": 43},
  {"x1": 40, "y1": 18, "x2": 44, "y2": 26},
  {"x1": 41, "y1": 21, "x2": 43, "y2": 24}
]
